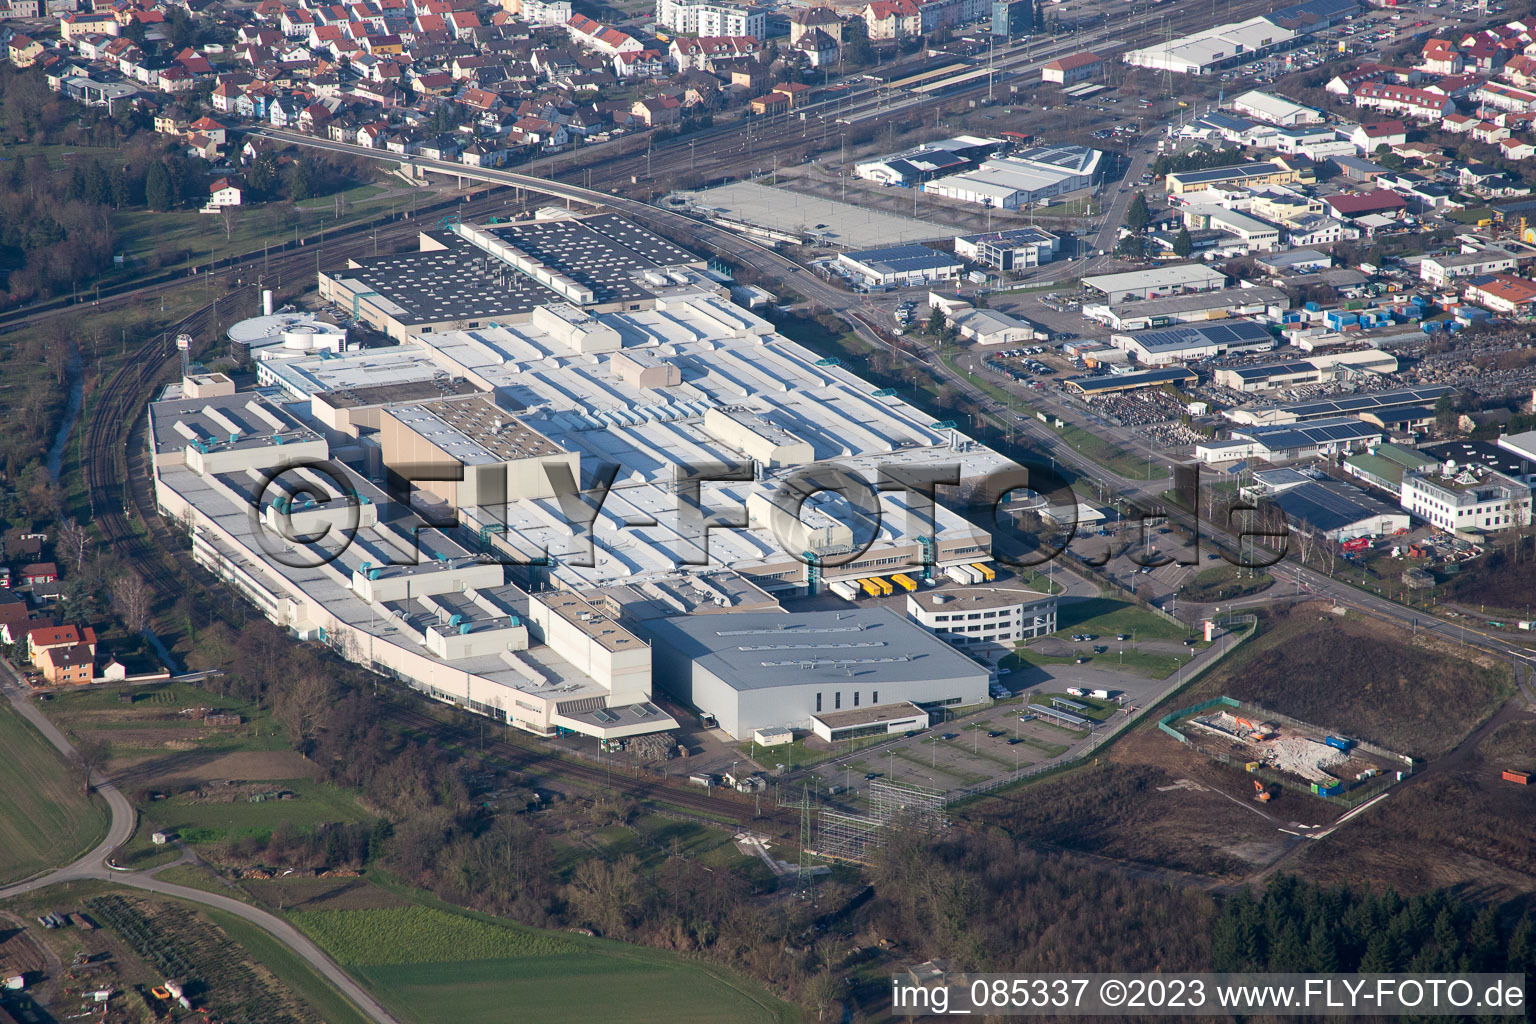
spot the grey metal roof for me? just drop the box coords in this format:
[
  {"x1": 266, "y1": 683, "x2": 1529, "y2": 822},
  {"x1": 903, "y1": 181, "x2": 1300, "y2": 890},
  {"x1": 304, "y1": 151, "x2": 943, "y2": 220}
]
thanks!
[
  {"x1": 1272, "y1": 480, "x2": 1401, "y2": 534},
  {"x1": 643, "y1": 607, "x2": 985, "y2": 691}
]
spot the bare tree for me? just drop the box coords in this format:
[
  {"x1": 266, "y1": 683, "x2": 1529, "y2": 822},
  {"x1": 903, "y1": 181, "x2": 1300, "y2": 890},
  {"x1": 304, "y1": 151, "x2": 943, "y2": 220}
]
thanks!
[
  {"x1": 274, "y1": 672, "x2": 335, "y2": 754},
  {"x1": 112, "y1": 573, "x2": 153, "y2": 634},
  {"x1": 1295, "y1": 522, "x2": 1316, "y2": 569},
  {"x1": 44, "y1": 329, "x2": 72, "y2": 387},
  {"x1": 220, "y1": 203, "x2": 239, "y2": 241},
  {"x1": 58, "y1": 518, "x2": 90, "y2": 573},
  {"x1": 73, "y1": 736, "x2": 110, "y2": 796}
]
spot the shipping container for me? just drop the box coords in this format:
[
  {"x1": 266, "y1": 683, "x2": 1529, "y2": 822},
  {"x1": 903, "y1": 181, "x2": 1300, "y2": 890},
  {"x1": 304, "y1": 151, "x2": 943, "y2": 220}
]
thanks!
[
  {"x1": 1502, "y1": 769, "x2": 1530, "y2": 785},
  {"x1": 1324, "y1": 735, "x2": 1354, "y2": 752}
]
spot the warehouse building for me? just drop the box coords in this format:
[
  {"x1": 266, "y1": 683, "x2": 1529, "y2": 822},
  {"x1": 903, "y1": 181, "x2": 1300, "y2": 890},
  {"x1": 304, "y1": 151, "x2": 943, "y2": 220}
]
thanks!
[
  {"x1": 837, "y1": 244, "x2": 964, "y2": 287},
  {"x1": 1081, "y1": 264, "x2": 1227, "y2": 303},
  {"x1": 1231, "y1": 89, "x2": 1323, "y2": 126},
  {"x1": 1343, "y1": 443, "x2": 1439, "y2": 494},
  {"x1": 1110, "y1": 320, "x2": 1275, "y2": 366},
  {"x1": 1123, "y1": 16, "x2": 1297, "y2": 76},
  {"x1": 1227, "y1": 386, "x2": 1456, "y2": 427},
  {"x1": 854, "y1": 135, "x2": 1006, "y2": 187},
  {"x1": 645, "y1": 608, "x2": 990, "y2": 740},
  {"x1": 318, "y1": 212, "x2": 709, "y2": 341},
  {"x1": 1195, "y1": 417, "x2": 1382, "y2": 464},
  {"x1": 1213, "y1": 350, "x2": 1400, "y2": 393},
  {"x1": 1165, "y1": 161, "x2": 1306, "y2": 195},
  {"x1": 1064, "y1": 367, "x2": 1197, "y2": 396},
  {"x1": 1269, "y1": 479, "x2": 1411, "y2": 542},
  {"x1": 922, "y1": 144, "x2": 1103, "y2": 210},
  {"x1": 1084, "y1": 286, "x2": 1288, "y2": 332}
]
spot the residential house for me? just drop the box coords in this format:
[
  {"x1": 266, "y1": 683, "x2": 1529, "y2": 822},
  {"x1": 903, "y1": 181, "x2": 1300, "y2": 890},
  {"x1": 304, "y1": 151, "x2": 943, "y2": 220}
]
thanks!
[
  {"x1": 19, "y1": 562, "x2": 58, "y2": 586},
  {"x1": 749, "y1": 90, "x2": 789, "y2": 115},
  {"x1": 1352, "y1": 82, "x2": 1454, "y2": 120},
  {"x1": 788, "y1": 5, "x2": 842, "y2": 45},
  {"x1": 613, "y1": 48, "x2": 665, "y2": 77},
  {"x1": 36, "y1": 643, "x2": 94, "y2": 685},
  {"x1": 1350, "y1": 120, "x2": 1407, "y2": 153},
  {"x1": 59, "y1": 11, "x2": 119, "y2": 42},
  {"x1": 631, "y1": 94, "x2": 681, "y2": 125},
  {"x1": 1500, "y1": 137, "x2": 1536, "y2": 159},
  {"x1": 8, "y1": 34, "x2": 42, "y2": 68},
  {"x1": 793, "y1": 28, "x2": 838, "y2": 68},
  {"x1": 26, "y1": 622, "x2": 95, "y2": 664},
  {"x1": 189, "y1": 115, "x2": 227, "y2": 144},
  {"x1": 668, "y1": 35, "x2": 758, "y2": 72},
  {"x1": 862, "y1": 0, "x2": 920, "y2": 40}
]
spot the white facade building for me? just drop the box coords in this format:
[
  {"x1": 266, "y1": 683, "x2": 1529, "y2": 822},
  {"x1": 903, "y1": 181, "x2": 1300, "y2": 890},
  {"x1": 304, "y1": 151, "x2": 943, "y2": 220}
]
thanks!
[
  {"x1": 905, "y1": 585, "x2": 1057, "y2": 649},
  {"x1": 1401, "y1": 468, "x2": 1533, "y2": 534},
  {"x1": 655, "y1": 0, "x2": 764, "y2": 38}
]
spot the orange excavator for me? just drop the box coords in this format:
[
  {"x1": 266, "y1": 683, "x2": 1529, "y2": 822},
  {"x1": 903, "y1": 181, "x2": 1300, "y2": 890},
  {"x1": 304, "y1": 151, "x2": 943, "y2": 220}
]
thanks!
[{"x1": 1253, "y1": 780, "x2": 1272, "y2": 803}]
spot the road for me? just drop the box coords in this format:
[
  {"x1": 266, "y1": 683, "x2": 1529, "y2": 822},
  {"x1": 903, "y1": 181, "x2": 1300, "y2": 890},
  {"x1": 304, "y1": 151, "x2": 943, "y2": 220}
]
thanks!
[{"x1": 0, "y1": 666, "x2": 402, "y2": 1024}]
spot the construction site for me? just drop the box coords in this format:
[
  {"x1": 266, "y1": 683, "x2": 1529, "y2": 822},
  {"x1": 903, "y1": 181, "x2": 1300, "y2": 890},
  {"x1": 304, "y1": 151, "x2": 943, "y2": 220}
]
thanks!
[{"x1": 1160, "y1": 697, "x2": 1412, "y2": 802}]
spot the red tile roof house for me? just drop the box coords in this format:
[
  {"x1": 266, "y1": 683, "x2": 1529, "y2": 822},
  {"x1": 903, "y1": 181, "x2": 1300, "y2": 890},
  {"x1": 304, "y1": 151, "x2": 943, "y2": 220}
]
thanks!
[{"x1": 26, "y1": 622, "x2": 96, "y2": 665}]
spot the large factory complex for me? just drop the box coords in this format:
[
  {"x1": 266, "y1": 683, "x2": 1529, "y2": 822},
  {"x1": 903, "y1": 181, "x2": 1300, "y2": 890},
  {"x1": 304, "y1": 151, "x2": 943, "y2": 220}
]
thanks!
[{"x1": 153, "y1": 209, "x2": 1044, "y2": 743}]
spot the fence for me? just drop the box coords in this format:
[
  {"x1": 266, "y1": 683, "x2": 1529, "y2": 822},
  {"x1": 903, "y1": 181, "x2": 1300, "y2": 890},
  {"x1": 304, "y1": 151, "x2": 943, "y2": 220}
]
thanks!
[
  {"x1": 1157, "y1": 693, "x2": 1414, "y2": 808},
  {"x1": 952, "y1": 613, "x2": 1259, "y2": 800}
]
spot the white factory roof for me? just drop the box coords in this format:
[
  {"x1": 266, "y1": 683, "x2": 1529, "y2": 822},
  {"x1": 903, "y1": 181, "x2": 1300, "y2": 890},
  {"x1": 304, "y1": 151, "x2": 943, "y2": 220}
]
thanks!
[
  {"x1": 1082, "y1": 263, "x2": 1227, "y2": 293},
  {"x1": 1232, "y1": 90, "x2": 1320, "y2": 124},
  {"x1": 257, "y1": 292, "x2": 1008, "y2": 592},
  {"x1": 1124, "y1": 17, "x2": 1295, "y2": 72}
]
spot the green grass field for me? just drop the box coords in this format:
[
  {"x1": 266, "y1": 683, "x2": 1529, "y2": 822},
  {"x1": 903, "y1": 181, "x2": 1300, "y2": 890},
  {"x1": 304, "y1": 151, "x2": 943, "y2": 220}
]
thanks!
[
  {"x1": 292, "y1": 904, "x2": 797, "y2": 1024},
  {"x1": 0, "y1": 702, "x2": 109, "y2": 886},
  {"x1": 140, "y1": 779, "x2": 372, "y2": 844},
  {"x1": 201, "y1": 907, "x2": 375, "y2": 1024},
  {"x1": 1008, "y1": 645, "x2": 1190, "y2": 680},
  {"x1": 1053, "y1": 597, "x2": 1202, "y2": 645},
  {"x1": 291, "y1": 906, "x2": 578, "y2": 965}
]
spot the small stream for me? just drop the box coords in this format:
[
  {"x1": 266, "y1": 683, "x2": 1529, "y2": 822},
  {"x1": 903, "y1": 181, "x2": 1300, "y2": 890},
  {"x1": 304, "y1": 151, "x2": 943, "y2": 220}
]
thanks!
[{"x1": 45, "y1": 344, "x2": 83, "y2": 483}]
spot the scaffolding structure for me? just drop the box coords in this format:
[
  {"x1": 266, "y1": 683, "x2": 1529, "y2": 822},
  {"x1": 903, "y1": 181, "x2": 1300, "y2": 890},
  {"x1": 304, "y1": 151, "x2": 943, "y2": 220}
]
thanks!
[
  {"x1": 815, "y1": 779, "x2": 948, "y2": 863},
  {"x1": 869, "y1": 779, "x2": 947, "y2": 830}
]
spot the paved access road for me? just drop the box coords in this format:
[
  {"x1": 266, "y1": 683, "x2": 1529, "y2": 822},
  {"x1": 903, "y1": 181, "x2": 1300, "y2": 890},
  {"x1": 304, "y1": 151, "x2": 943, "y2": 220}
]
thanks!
[{"x1": 0, "y1": 666, "x2": 402, "y2": 1024}]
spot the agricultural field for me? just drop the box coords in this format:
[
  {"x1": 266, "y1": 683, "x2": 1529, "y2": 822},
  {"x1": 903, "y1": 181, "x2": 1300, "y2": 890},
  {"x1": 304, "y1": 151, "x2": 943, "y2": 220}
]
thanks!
[
  {"x1": 40, "y1": 681, "x2": 319, "y2": 791},
  {"x1": 290, "y1": 906, "x2": 579, "y2": 965},
  {"x1": 291, "y1": 903, "x2": 797, "y2": 1024},
  {"x1": 0, "y1": 702, "x2": 109, "y2": 886},
  {"x1": 85, "y1": 892, "x2": 330, "y2": 1024}
]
